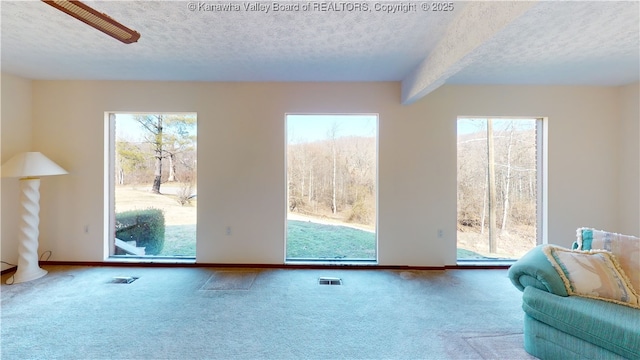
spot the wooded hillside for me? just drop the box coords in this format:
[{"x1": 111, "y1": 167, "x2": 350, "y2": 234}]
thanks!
[{"x1": 287, "y1": 136, "x2": 376, "y2": 227}]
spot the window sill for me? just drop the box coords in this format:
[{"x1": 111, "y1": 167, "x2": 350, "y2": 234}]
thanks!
[{"x1": 106, "y1": 256, "x2": 196, "y2": 265}]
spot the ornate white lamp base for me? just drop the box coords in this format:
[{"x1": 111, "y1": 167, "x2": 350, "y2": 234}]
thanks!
[
  {"x1": 13, "y1": 265, "x2": 48, "y2": 284},
  {"x1": 11, "y1": 178, "x2": 48, "y2": 284}
]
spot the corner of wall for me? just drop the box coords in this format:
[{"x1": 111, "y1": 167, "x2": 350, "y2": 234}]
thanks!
[
  {"x1": 1, "y1": 72, "x2": 34, "y2": 271},
  {"x1": 618, "y1": 82, "x2": 640, "y2": 235}
]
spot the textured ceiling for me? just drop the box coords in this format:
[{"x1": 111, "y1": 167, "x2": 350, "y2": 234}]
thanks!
[
  {"x1": 1, "y1": 1, "x2": 639, "y2": 101},
  {"x1": 1, "y1": 1, "x2": 457, "y2": 81},
  {"x1": 447, "y1": 1, "x2": 640, "y2": 86}
]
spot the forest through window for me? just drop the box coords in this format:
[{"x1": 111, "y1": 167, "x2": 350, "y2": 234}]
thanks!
[
  {"x1": 457, "y1": 118, "x2": 542, "y2": 260},
  {"x1": 109, "y1": 113, "x2": 197, "y2": 258},
  {"x1": 286, "y1": 114, "x2": 377, "y2": 261}
]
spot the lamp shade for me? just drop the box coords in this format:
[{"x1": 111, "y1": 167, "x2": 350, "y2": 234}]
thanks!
[{"x1": 1, "y1": 152, "x2": 68, "y2": 178}]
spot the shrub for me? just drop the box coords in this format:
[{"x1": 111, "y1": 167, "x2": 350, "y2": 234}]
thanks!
[
  {"x1": 176, "y1": 182, "x2": 195, "y2": 206},
  {"x1": 115, "y1": 208, "x2": 165, "y2": 255},
  {"x1": 348, "y1": 199, "x2": 372, "y2": 225}
]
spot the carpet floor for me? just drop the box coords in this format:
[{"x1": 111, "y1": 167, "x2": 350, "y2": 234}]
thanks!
[{"x1": 1, "y1": 265, "x2": 537, "y2": 360}]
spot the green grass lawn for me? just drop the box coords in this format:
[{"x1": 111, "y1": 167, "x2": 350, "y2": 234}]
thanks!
[
  {"x1": 456, "y1": 248, "x2": 489, "y2": 259},
  {"x1": 286, "y1": 220, "x2": 376, "y2": 260},
  {"x1": 158, "y1": 220, "x2": 378, "y2": 259},
  {"x1": 158, "y1": 221, "x2": 488, "y2": 260},
  {"x1": 161, "y1": 224, "x2": 197, "y2": 257}
]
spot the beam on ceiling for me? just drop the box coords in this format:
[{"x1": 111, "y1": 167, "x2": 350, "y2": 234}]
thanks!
[{"x1": 401, "y1": 1, "x2": 538, "y2": 105}]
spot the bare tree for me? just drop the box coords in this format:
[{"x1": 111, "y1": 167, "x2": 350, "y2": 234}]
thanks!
[
  {"x1": 327, "y1": 122, "x2": 340, "y2": 214},
  {"x1": 487, "y1": 119, "x2": 497, "y2": 253},
  {"x1": 500, "y1": 123, "x2": 515, "y2": 233},
  {"x1": 134, "y1": 114, "x2": 164, "y2": 193},
  {"x1": 134, "y1": 114, "x2": 196, "y2": 194},
  {"x1": 165, "y1": 118, "x2": 197, "y2": 182}
]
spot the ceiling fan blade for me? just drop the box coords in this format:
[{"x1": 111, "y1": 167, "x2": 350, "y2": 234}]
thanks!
[{"x1": 42, "y1": 0, "x2": 140, "y2": 44}]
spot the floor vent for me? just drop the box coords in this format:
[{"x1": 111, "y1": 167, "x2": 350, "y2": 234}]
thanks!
[
  {"x1": 318, "y1": 277, "x2": 342, "y2": 285},
  {"x1": 110, "y1": 276, "x2": 138, "y2": 284}
]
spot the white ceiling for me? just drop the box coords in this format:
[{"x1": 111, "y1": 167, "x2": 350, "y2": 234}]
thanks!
[{"x1": 1, "y1": 1, "x2": 639, "y2": 103}]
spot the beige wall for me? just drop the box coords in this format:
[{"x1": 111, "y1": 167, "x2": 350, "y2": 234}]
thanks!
[
  {"x1": 1, "y1": 73, "x2": 33, "y2": 271},
  {"x1": 618, "y1": 82, "x2": 640, "y2": 236},
  {"x1": 420, "y1": 85, "x2": 624, "y2": 253},
  {"x1": 1, "y1": 78, "x2": 633, "y2": 267}
]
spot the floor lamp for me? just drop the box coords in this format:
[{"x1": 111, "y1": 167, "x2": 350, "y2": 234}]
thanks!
[{"x1": 2, "y1": 152, "x2": 68, "y2": 284}]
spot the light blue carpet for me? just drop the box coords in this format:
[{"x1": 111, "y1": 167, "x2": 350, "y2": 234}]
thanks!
[{"x1": 1, "y1": 266, "x2": 536, "y2": 359}]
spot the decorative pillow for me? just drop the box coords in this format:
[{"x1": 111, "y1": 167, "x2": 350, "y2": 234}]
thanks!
[
  {"x1": 576, "y1": 228, "x2": 640, "y2": 292},
  {"x1": 543, "y1": 245, "x2": 640, "y2": 308}
]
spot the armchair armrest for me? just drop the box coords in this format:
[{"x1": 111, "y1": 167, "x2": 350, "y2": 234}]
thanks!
[{"x1": 508, "y1": 244, "x2": 568, "y2": 297}]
